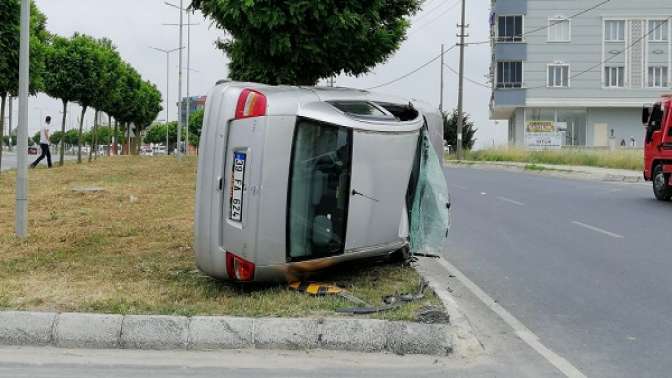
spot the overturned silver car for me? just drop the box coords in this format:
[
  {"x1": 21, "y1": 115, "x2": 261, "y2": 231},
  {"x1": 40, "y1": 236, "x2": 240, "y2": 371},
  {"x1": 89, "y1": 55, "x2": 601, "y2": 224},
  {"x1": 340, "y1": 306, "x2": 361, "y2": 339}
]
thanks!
[{"x1": 194, "y1": 81, "x2": 449, "y2": 282}]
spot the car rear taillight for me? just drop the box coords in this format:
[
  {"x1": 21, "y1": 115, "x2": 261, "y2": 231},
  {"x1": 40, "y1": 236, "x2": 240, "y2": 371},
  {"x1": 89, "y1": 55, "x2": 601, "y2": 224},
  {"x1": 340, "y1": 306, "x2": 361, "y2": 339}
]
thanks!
[
  {"x1": 226, "y1": 252, "x2": 256, "y2": 281},
  {"x1": 235, "y1": 89, "x2": 267, "y2": 119}
]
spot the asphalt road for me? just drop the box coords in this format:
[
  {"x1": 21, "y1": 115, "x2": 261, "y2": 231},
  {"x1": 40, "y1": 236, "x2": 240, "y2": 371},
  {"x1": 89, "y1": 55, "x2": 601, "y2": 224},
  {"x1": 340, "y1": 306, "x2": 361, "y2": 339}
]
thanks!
[
  {"x1": 0, "y1": 346, "x2": 534, "y2": 378},
  {"x1": 1, "y1": 150, "x2": 76, "y2": 171},
  {"x1": 444, "y1": 166, "x2": 672, "y2": 378}
]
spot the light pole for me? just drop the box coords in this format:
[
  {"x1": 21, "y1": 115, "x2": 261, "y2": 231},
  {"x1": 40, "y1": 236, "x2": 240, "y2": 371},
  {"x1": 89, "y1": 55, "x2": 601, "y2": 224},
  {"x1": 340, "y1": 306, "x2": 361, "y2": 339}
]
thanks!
[
  {"x1": 163, "y1": 0, "x2": 185, "y2": 160},
  {"x1": 16, "y1": 0, "x2": 30, "y2": 238},
  {"x1": 149, "y1": 46, "x2": 181, "y2": 153}
]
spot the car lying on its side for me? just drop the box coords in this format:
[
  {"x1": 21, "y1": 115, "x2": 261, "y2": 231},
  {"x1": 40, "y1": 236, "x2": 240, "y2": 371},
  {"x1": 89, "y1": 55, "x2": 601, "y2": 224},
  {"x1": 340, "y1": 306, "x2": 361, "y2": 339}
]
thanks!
[{"x1": 194, "y1": 82, "x2": 448, "y2": 283}]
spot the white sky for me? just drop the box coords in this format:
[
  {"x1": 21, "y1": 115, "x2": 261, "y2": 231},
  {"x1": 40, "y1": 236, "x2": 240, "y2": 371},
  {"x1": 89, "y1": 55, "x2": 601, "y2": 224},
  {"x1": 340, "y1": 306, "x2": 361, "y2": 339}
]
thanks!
[{"x1": 8, "y1": 0, "x2": 506, "y2": 149}]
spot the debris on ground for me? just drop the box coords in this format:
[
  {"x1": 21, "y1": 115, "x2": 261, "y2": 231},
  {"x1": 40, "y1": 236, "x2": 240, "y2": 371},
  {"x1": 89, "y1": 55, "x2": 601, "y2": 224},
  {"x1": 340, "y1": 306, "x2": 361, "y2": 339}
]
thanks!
[
  {"x1": 415, "y1": 305, "x2": 451, "y2": 324},
  {"x1": 71, "y1": 186, "x2": 105, "y2": 193},
  {"x1": 288, "y1": 282, "x2": 369, "y2": 306}
]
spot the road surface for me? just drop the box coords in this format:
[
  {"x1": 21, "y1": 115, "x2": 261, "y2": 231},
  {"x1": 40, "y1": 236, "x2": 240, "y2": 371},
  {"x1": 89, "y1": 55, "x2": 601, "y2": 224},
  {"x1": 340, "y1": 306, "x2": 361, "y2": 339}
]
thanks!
[
  {"x1": 444, "y1": 166, "x2": 672, "y2": 378},
  {"x1": 1, "y1": 150, "x2": 76, "y2": 171}
]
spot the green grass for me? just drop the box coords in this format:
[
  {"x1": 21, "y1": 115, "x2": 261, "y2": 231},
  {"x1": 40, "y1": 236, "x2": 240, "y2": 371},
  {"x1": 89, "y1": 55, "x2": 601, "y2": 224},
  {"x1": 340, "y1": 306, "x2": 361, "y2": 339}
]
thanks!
[
  {"x1": 458, "y1": 148, "x2": 643, "y2": 171},
  {"x1": 0, "y1": 156, "x2": 439, "y2": 321}
]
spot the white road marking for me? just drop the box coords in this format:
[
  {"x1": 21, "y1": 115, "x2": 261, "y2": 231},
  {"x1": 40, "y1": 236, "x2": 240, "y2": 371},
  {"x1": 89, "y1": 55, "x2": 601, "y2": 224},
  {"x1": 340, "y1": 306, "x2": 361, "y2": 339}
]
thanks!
[
  {"x1": 437, "y1": 258, "x2": 587, "y2": 378},
  {"x1": 451, "y1": 184, "x2": 469, "y2": 190},
  {"x1": 496, "y1": 196, "x2": 525, "y2": 206},
  {"x1": 571, "y1": 221, "x2": 624, "y2": 239}
]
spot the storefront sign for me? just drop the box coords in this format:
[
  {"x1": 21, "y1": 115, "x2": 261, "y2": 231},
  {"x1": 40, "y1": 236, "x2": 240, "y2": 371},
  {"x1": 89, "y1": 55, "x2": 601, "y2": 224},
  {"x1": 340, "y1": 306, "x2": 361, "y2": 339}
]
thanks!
[{"x1": 526, "y1": 121, "x2": 562, "y2": 150}]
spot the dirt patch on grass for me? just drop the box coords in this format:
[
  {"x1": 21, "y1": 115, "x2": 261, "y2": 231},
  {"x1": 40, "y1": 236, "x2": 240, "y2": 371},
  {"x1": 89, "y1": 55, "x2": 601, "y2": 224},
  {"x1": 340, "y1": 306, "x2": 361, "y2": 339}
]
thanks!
[{"x1": 0, "y1": 157, "x2": 440, "y2": 321}]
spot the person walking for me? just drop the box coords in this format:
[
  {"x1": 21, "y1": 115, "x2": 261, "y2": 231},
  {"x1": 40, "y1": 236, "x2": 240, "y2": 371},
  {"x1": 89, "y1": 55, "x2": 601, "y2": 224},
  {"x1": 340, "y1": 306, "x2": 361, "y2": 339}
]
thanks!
[{"x1": 31, "y1": 116, "x2": 53, "y2": 169}]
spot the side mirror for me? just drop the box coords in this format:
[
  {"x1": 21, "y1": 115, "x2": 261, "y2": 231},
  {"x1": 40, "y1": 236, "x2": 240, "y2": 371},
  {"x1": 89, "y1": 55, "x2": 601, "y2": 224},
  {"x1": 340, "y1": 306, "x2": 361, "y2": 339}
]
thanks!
[{"x1": 642, "y1": 107, "x2": 651, "y2": 125}]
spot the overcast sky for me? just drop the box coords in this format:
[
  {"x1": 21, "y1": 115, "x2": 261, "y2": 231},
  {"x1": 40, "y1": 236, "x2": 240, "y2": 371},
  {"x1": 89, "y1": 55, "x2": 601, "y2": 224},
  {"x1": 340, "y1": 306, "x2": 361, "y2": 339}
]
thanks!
[{"x1": 10, "y1": 0, "x2": 505, "y2": 149}]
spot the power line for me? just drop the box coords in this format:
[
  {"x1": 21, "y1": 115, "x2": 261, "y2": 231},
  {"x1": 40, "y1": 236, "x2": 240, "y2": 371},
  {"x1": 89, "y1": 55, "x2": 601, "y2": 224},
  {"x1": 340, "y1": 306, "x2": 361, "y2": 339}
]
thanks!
[
  {"x1": 365, "y1": 44, "x2": 458, "y2": 90},
  {"x1": 443, "y1": 63, "x2": 490, "y2": 88},
  {"x1": 412, "y1": 0, "x2": 459, "y2": 25},
  {"x1": 408, "y1": 0, "x2": 460, "y2": 37},
  {"x1": 470, "y1": 0, "x2": 612, "y2": 45}
]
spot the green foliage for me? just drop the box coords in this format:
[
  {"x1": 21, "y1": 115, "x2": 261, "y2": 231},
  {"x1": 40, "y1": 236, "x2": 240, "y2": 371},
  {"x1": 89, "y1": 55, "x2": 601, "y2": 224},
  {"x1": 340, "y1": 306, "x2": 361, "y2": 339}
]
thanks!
[
  {"x1": 63, "y1": 129, "x2": 80, "y2": 146},
  {"x1": 32, "y1": 131, "x2": 40, "y2": 144},
  {"x1": 144, "y1": 122, "x2": 185, "y2": 147},
  {"x1": 443, "y1": 109, "x2": 477, "y2": 151},
  {"x1": 49, "y1": 130, "x2": 64, "y2": 145},
  {"x1": 0, "y1": 0, "x2": 49, "y2": 96},
  {"x1": 191, "y1": 0, "x2": 421, "y2": 85},
  {"x1": 82, "y1": 126, "x2": 123, "y2": 146},
  {"x1": 188, "y1": 108, "x2": 204, "y2": 147}
]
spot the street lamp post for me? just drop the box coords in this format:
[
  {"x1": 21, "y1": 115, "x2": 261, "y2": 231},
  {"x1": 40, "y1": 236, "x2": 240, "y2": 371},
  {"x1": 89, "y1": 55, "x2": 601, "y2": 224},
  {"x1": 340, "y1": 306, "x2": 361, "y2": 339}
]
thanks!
[
  {"x1": 16, "y1": 0, "x2": 30, "y2": 238},
  {"x1": 149, "y1": 46, "x2": 181, "y2": 154}
]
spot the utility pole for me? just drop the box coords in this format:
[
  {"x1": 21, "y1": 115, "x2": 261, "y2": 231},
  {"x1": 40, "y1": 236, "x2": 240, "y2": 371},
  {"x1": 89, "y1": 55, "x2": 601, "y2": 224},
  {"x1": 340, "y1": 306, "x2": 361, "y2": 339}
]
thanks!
[
  {"x1": 176, "y1": 0, "x2": 184, "y2": 161},
  {"x1": 16, "y1": 0, "x2": 30, "y2": 238},
  {"x1": 439, "y1": 44, "x2": 445, "y2": 113},
  {"x1": 456, "y1": 0, "x2": 468, "y2": 161},
  {"x1": 185, "y1": 11, "x2": 191, "y2": 156},
  {"x1": 8, "y1": 96, "x2": 13, "y2": 152},
  {"x1": 149, "y1": 46, "x2": 180, "y2": 153}
]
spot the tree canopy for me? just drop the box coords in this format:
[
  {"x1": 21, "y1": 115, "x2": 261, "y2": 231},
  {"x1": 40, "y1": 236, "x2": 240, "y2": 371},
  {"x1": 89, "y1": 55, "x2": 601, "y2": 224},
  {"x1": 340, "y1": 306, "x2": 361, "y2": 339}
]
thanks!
[
  {"x1": 191, "y1": 0, "x2": 421, "y2": 85},
  {"x1": 188, "y1": 108, "x2": 204, "y2": 147}
]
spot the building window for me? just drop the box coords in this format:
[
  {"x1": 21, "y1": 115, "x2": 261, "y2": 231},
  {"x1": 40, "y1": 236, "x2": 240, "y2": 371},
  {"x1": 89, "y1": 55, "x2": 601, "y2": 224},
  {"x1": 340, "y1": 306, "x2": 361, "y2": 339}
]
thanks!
[
  {"x1": 548, "y1": 17, "x2": 571, "y2": 42},
  {"x1": 605, "y1": 20, "x2": 625, "y2": 42},
  {"x1": 604, "y1": 66, "x2": 625, "y2": 88},
  {"x1": 648, "y1": 66, "x2": 669, "y2": 88},
  {"x1": 497, "y1": 15, "x2": 523, "y2": 42},
  {"x1": 649, "y1": 20, "x2": 669, "y2": 42},
  {"x1": 547, "y1": 64, "x2": 570, "y2": 87},
  {"x1": 497, "y1": 61, "x2": 523, "y2": 88}
]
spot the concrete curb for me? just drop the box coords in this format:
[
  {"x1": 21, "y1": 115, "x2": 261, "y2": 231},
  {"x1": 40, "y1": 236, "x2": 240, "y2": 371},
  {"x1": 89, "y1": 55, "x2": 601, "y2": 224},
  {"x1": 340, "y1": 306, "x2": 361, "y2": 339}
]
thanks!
[
  {"x1": 415, "y1": 259, "x2": 483, "y2": 358},
  {"x1": 0, "y1": 311, "x2": 453, "y2": 356}
]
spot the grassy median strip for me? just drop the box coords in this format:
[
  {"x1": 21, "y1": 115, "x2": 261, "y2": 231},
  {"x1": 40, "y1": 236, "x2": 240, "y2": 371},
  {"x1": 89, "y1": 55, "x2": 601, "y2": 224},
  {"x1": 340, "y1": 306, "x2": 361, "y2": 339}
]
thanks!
[
  {"x1": 0, "y1": 156, "x2": 440, "y2": 321},
  {"x1": 460, "y1": 148, "x2": 642, "y2": 171}
]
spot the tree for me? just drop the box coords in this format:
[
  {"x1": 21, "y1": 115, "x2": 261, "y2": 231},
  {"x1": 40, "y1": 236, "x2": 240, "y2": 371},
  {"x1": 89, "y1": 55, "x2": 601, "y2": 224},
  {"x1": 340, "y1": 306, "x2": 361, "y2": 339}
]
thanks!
[
  {"x1": 191, "y1": 0, "x2": 421, "y2": 85},
  {"x1": 188, "y1": 108, "x2": 204, "y2": 148},
  {"x1": 443, "y1": 109, "x2": 477, "y2": 152},
  {"x1": 32, "y1": 131, "x2": 40, "y2": 145},
  {"x1": 63, "y1": 129, "x2": 79, "y2": 146},
  {"x1": 0, "y1": 0, "x2": 48, "y2": 173},
  {"x1": 49, "y1": 130, "x2": 64, "y2": 145},
  {"x1": 60, "y1": 33, "x2": 107, "y2": 163}
]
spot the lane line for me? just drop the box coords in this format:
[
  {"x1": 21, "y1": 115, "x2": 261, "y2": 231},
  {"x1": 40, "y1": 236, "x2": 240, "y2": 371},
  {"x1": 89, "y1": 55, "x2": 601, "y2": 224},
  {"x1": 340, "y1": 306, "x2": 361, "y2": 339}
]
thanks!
[
  {"x1": 437, "y1": 258, "x2": 587, "y2": 378},
  {"x1": 571, "y1": 221, "x2": 624, "y2": 239},
  {"x1": 496, "y1": 196, "x2": 525, "y2": 206}
]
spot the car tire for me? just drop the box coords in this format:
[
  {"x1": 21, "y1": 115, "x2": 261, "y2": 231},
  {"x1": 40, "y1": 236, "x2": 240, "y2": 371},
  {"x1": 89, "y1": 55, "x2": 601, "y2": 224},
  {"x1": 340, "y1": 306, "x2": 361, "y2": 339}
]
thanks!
[{"x1": 652, "y1": 165, "x2": 672, "y2": 201}]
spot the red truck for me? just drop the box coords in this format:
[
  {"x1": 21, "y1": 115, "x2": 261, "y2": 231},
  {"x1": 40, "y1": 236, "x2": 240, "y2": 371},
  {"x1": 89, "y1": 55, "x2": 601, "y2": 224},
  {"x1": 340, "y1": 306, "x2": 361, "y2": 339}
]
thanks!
[{"x1": 643, "y1": 95, "x2": 672, "y2": 201}]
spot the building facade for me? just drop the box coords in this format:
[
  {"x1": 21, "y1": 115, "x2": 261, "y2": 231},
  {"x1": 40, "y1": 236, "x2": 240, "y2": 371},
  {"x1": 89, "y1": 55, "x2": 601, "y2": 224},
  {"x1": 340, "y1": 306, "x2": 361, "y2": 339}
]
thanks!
[
  {"x1": 179, "y1": 96, "x2": 207, "y2": 126},
  {"x1": 490, "y1": 0, "x2": 672, "y2": 148}
]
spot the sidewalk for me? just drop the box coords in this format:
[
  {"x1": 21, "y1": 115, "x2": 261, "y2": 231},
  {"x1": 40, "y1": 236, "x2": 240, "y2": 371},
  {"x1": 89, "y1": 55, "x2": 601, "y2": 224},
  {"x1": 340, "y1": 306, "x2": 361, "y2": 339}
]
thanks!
[{"x1": 446, "y1": 160, "x2": 644, "y2": 183}]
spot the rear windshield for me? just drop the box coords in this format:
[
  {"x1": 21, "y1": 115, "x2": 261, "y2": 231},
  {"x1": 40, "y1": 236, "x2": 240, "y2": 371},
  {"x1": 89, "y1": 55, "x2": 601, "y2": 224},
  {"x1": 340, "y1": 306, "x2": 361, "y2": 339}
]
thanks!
[{"x1": 286, "y1": 119, "x2": 352, "y2": 262}]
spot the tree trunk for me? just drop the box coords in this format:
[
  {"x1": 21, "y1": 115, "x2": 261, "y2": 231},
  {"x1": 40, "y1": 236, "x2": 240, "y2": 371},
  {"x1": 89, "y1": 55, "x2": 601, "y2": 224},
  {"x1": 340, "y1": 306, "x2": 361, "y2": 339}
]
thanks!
[
  {"x1": 78, "y1": 106, "x2": 87, "y2": 164},
  {"x1": 108, "y1": 114, "x2": 112, "y2": 157},
  {"x1": 89, "y1": 110, "x2": 98, "y2": 162},
  {"x1": 0, "y1": 94, "x2": 6, "y2": 175},
  {"x1": 113, "y1": 119, "x2": 119, "y2": 155},
  {"x1": 126, "y1": 122, "x2": 131, "y2": 155},
  {"x1": 59, "y1": 100, "x2": 67, "y2": 166}
]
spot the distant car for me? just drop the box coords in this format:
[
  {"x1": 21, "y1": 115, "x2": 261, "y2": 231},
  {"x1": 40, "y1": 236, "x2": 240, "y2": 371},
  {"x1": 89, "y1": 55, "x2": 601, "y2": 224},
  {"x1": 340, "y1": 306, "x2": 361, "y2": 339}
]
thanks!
[
  {"x1": 140, "y1": 146, "x2": 153, "y2": 156},
  {"x1": 28, "y1": 146, "x2": 38, "y2": 155},
  {"x1": 153, "y1": 146, "x2": 168, "y2": 155}
]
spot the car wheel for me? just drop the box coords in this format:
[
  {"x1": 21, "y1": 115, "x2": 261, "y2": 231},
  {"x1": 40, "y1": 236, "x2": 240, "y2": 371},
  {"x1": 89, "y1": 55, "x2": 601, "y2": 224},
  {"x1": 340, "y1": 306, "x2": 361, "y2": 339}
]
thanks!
[{"x1": 652, "y1": 165, "x2": 672, "y2": 201}]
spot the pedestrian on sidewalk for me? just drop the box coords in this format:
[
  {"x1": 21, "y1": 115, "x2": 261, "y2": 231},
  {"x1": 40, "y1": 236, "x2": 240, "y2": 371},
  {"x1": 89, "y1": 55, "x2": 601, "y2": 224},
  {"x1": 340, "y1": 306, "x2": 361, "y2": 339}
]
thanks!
[{"x1": 31, "y1": 116, "x2": 53, "y2": 169}]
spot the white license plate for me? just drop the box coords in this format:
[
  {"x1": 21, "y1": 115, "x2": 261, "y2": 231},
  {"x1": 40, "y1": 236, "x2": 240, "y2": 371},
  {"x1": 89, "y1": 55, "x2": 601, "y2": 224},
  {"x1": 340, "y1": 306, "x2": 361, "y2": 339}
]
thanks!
[{"x1": 230, "y1": 151, "x2": 246, "y2": 222}]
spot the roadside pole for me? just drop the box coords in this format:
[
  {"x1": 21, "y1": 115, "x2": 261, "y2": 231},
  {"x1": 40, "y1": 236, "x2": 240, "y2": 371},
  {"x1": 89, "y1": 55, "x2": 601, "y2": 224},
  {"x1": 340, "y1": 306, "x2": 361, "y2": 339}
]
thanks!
[
  {"x1": 16, "y1": 0, "x2": 30, "y2": 238},
  {"x1": 8, "y1": 96, "x2": 13, "y2": 152},
  {"x1": 185, "y1": 11, "x2": 191, "y2": 156},
  {"x1": 456, "y1": 0, "x2": 467, "y2": 161},
  {"x1": 176, "y1": 0, "x2": 184, "y2": 161}
]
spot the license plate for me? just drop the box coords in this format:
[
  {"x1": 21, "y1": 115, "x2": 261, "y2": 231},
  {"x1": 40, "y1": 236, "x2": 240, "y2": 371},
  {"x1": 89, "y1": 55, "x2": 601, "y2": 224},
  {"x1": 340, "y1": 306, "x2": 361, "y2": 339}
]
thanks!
[{"x1": 230, "y1": 151, "x2": 246, "y2": 222}]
